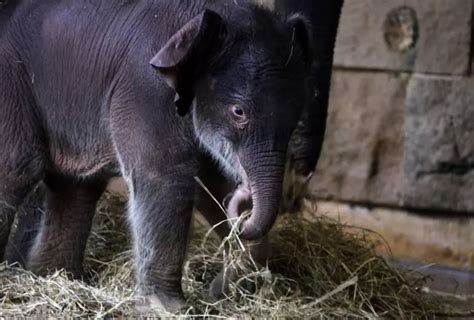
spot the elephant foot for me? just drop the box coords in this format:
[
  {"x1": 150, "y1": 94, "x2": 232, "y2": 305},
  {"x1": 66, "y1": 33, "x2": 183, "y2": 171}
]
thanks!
[
  {"x1": 28, "y1": 258, "x2": 85, "y2": 280},
  {"x1": 210, "y1": 237, "x2": 269, "y2": 300},
  {"x1": 209, "y1": 268, "x2": 230, "y2": 299},
  {"x1": 136, "y1": 293, "x2": 188, "y2": 316},
  {"x1": 209, "y1": 267, "x2": 256, "y2": 300},
  {"x1": 27, "y1": 239, "x2": 86, "y2": 280}
]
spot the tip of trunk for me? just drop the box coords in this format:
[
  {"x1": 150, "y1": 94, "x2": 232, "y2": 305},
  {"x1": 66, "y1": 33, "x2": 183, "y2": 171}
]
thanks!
[{"x1": 238, "y1": 214, "x2": 277, "y2": 241}]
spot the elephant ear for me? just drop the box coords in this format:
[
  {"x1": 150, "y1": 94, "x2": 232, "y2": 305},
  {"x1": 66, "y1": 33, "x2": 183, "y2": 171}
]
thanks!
[
  {"x1": 150, "y1": 10, "x2": 226, "y2": 116},
  {"x1": 287, "y1": 14, "x2": 314, "y2": 71}
]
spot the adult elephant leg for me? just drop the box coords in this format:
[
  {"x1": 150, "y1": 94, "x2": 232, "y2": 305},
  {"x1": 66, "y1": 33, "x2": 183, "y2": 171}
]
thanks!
[
  {"x1": 275, "y1": 0, "x2": 344, "y2": 213},
  {"x1": 279, "y1": 0, "x2": 344, "y2": 191},
  {"x1": 195, "y1": 161, "x2": 270, "y2": 300},
  {"x1": 27, "y1": 176, "x2": 106, "y2": 278}
]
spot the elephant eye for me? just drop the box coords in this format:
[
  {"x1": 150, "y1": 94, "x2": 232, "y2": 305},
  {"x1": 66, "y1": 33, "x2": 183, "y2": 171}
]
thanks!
[
  {"x1": 229, "y1": 105, "x2": 249, "y2": 128},
  {"x1": 233, "y1": 106, "x2": 244, "y2": 117}
]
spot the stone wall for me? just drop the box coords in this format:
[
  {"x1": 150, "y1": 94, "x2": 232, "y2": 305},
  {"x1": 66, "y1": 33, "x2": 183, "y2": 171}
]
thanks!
[{"x1": 311, "y1": 0, "x2": 474, "y2": 214}]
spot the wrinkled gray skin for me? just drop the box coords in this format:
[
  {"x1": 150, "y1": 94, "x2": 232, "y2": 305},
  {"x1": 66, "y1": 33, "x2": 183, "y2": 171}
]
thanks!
[{"x1": 0, "y1": 0, "x2": 313, "y2": 313}]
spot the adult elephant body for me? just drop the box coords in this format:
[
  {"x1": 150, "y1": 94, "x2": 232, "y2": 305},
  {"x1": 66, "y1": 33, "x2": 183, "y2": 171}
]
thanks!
[
  {"x1": 283, "y1": 0, "x2": 345, "y2": 177},
  {"x1": 0, "y1": 0, "x2": 312, "y2": 313}
]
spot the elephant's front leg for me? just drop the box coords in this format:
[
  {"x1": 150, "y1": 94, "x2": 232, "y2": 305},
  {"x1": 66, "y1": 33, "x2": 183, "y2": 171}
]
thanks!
[{"x1": 127, "y1": 168, "x2": 195, "y2": 314}]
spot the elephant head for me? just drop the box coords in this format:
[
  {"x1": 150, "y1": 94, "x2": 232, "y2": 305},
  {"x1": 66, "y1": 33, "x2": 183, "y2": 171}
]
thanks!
[{"x1": 150, "y1": 7, "x2": 312, "y2": 240}]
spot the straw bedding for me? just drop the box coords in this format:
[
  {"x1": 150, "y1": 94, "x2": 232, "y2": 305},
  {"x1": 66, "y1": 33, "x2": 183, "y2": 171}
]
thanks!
[{"x1": 1, "y1": 189, "x2": 449, "y2": 318}]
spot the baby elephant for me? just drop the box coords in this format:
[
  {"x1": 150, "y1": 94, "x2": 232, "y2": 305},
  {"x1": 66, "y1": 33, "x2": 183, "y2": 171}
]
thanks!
[{"x1": 0, "y1": 0, "x2": 312, "y2": 313}]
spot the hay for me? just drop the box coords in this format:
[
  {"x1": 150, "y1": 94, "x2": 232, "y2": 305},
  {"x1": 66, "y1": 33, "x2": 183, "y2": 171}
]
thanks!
[{"x1": 0, "y1": 192, "x2": 442, "y2": 318}]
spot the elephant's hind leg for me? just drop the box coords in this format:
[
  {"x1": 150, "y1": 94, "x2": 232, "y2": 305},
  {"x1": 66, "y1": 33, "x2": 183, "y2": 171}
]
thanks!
[
  {"x1": 4, "y1": 184, "x2": 45, "y2": 267},
  {"x1": 0, "y1": 178, "x2": 43, "y2": 261},
  {"x1": 0, "y1": 59, "x2": 45, "y2": 260},
  {"x1": 27, "y1": 176, "x2": 106, "y2": 278}
]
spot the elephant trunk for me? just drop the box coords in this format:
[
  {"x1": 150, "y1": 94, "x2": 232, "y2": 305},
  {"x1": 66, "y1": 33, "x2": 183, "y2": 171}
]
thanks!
[{"x1": 231, "y1": 149, "x2": 286, "y2": 241}]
